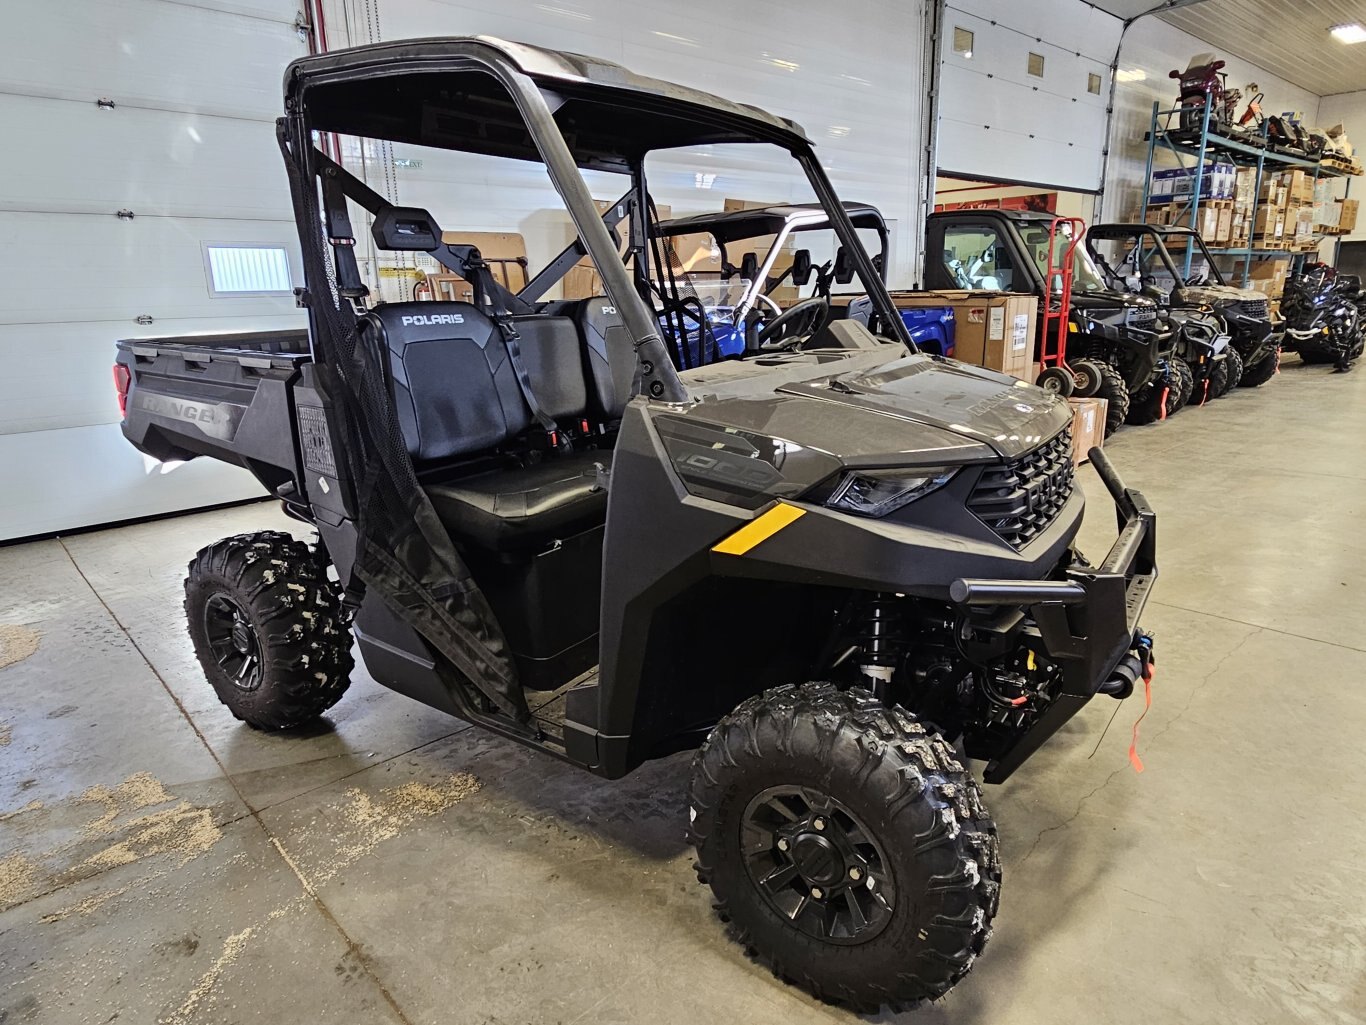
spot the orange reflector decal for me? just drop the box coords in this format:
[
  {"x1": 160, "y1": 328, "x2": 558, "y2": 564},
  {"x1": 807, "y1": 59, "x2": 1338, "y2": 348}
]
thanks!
[{"x1": 712, "y1": 503, "x2": 806, "y2": 556}]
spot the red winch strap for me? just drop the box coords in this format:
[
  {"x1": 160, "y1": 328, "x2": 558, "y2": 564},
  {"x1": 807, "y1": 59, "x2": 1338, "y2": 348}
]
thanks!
[{"x1": 1128, "y1": 665, "x2": 1154, "y2": 773}]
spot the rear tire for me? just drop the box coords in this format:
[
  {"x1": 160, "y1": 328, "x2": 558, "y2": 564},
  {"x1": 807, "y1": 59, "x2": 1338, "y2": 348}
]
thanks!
[
  {"x1": 1212, "y1": 346, "x2": 1243, "y2": 396},
  {"x1": 1093, "y1": 362, "x2": 1130, "y2": 436},
  {"x1": 688, "y1": 683, "x2": 999, "y2": 1011},
  {"x1": 1238, "y1": 345, "x2": 1280, "y2": 387},
  {"x1": 185, "y1": 531, "x2": 353, "y2": 729}
]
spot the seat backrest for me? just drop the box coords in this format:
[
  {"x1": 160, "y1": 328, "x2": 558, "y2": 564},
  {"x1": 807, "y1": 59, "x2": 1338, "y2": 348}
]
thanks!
[
  {"x1": 561, "y1": 298, "x2": 637, "y2": 419},
  {"x1": 510, "y1": 315, "x2": 590, "y2": 420},
  {"x1": 362, "y1": 302, "x2": 531, "y2": 463}
]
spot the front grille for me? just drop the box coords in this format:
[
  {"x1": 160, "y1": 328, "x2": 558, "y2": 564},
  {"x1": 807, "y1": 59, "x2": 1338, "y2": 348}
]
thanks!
[
  {"x1": 1233, "y1": 298, "x2": 1269, "y2": 319},
  {"x1": 968, "y1": 429, "x2": 1075, "y2": 549}
]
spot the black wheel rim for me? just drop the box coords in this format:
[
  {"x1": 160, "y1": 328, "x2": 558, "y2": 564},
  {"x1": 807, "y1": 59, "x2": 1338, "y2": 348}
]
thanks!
[
  {"x1": 203, "y1": 592, "x2": 263, "y2": 691},
  {"x1": 740, "y1": 785, "x2": 895, "y2": 944}
]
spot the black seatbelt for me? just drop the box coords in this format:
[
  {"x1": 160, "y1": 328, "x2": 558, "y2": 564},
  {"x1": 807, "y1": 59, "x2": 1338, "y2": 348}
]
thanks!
[
  {"x1": 320, "y1": 169, "x2": 368, "y2": 309},
  {"x1": 465, "y1": 253, "x2": 567, "y2": 451}
]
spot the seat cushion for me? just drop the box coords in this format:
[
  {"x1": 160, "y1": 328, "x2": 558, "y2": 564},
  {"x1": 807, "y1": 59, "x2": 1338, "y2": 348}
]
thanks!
[{"x1": 425, "y1": 453, "x2": 608, "y2": 551}]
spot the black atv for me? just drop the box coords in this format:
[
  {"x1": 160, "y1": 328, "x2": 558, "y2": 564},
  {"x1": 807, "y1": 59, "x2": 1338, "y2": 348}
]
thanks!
[
  {"x1": 1282, "y1": 263, "x2": 1366, "y2": 371},
  {"x1": 925, "y1": 210, "x2": 1180, "y2": 433},
  {"x1": 113, "y1": 37, "x2": 1157, "y2": 1011},
  {"x1": 1088, "y1": 223, "x2": 1282, "y2": 391}
]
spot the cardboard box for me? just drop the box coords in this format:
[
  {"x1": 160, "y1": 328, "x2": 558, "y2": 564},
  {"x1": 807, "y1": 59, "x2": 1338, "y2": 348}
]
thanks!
[
  {"x1": 1144, "y1": 204, "x2": 1171, "y2": 226},
  {"x1": 1196, "y1": 206, "x2": 1221, "y2": 240},
  {"x1": 1340, "y1": 198, "x2": 1359, "y2": 232},
  {"x1": 1252, "y1": 207, "x2": 1285, "y2": 238},
  {"x1": 438, "y1": 231, "x2": 529, "y2": 291},
  {"x1": 1067, "y1": 397, "x2": 1107, "y2": 466},
  {"x1": 1215, "y1": 206, "x2": 1233, "y2": 244},
  {"x1": 1286, "y1": 169, "x2": 1315, "y2": 204},
  {"x1": 1292, "y1": 205, "x2": 1316, "y2": 244},
  {"x1": 1235, "y1": 168, "x2": 1257, "y2": 204},
  {"x1": 888, "y1": 290, "x2": 1035, "y2": 380},
  {"x1": 1314, "y1": 199, "x2": 1341, "y2": 228},
  {"x1": 1242, "y1": 258, "x2": 1290, "y2": 297}
]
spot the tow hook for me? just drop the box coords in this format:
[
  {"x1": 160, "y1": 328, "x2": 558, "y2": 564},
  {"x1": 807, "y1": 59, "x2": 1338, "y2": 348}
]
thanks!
[{"x1": 1098, "y1": 631, "x2": 1155, "y2": 700}]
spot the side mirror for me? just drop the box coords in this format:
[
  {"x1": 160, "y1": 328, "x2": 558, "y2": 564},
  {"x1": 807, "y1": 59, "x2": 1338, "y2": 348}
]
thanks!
[
  {"x1": 834, "y1": 247, "x2": 855, "y2": 284},
  {"x1": 740, "y1": 252, "x2": 759, "y2": 284},
  {"x1": 371, "y1": 206, "x2": 441, "y2": 251},
  {"x1": 791, "y1": 249, "x2": 813, "y2": 286}
]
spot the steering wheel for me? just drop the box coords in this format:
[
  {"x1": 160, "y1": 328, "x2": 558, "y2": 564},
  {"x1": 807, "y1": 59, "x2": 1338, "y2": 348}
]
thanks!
[{"x1": 756, "y1": 296, "x2": 830, "y2": 351}]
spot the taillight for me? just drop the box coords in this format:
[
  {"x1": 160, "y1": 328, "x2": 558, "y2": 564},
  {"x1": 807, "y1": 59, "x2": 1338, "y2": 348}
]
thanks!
[{"x1": 113, "y1": 363, "x2": 131, "y2": 417}]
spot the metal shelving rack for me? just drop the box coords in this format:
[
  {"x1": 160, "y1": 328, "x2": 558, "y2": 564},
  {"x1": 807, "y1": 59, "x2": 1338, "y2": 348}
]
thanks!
[{"x1": 1139, "y1": 97, "x2": 1355, "y2": 287}]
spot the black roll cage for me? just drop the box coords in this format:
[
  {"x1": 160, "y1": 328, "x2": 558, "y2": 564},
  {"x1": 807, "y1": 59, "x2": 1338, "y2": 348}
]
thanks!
[
  {"x1": 1087, "y1": 224, "x2": 1229, "y2": 294},
  {"x1": 280, "y1": 36, "x2": 916, "y2": 386}
]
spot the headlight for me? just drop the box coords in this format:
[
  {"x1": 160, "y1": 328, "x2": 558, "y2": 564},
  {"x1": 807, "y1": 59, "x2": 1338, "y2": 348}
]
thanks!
[{"x1": 826, "y1": 467, "x2": 956, "y2": 517}]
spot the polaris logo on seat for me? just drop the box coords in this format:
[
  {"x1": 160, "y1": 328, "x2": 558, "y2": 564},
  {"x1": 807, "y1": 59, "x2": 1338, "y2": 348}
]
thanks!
[
  {"x1": 601, "y1": 306, "x2": 617, "y2": 315},
  {"x1": 401, "y1": 313, "x2": 465, "y2": 326}
]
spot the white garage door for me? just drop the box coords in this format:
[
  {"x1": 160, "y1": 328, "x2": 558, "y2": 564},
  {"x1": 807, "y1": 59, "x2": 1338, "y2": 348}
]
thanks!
[
  {"x1": 0, "y1": 0, "x2": 307, "y2": 541},
  {"x1": 937, "y1": 0, "x2": 1122, "y2": 192}
]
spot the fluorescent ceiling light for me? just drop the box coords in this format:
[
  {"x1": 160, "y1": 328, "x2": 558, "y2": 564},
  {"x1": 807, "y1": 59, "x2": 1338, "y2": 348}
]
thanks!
[
  {"x1": 1330, "y1": 23, "x2": 1366, "y2": 43},
  {"x1": 653, "y1": 31, "x2": 699, "y2": 47},
  {"x1": 694, "y1": 172, "x2": 716, "y2": 189},
  {"x1": 760, "y1": 52, "x2": 800, "y2": 72},
  {"x1": 1115, "y1": 68, "x2": 1146, "y2": 82},
  {"x1": 827, "y1": 125, "x2": 850, "y2": 137},
  {"x1": 534, "y1": 4, "x2": 592, "y2": 20}
]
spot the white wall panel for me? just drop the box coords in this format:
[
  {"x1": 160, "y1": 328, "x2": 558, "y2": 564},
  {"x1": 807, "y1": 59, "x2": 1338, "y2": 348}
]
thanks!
[
  {"x1": 328, "y1": 0, "x2": 929, "y2": 285},
  {"x1": 0, "y1": 213, "x2": 303, "y2": 326},
  {"x1": 0, "y1": 425, "x2": 266, "y2": 543},
  {"x1": 938, "y1": 0, "x2": 1120, "y2": 192},
  {"x1": 1, "y1": 0, "x2": 305, "y2": 540},
  {"x1": 1101, "y1": 16, "x2": 1323, "y2": 222},
  {"x1": 0, "y1": 315, "x2": 307, "y2": 437},
  {"x1": 0, "y1": 94, "x2": 294, "y2": 219},
  {"x1": 0, "y1": 0, "x2": 303, "y2": 119}
]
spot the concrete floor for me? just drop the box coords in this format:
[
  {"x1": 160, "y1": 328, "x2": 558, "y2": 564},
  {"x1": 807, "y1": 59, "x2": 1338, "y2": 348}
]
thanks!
[{"x1": 3, "y1": 354, "x2": 1365, "y2": 1025}]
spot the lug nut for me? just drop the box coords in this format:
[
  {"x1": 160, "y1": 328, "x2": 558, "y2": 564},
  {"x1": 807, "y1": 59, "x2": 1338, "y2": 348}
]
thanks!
[
  {"x1": 812, "y1": 817, "x2": 826, "y2": 831},
  {"x1": 849, "y1": 867, "x2": 862, "y2": 881},
  {"x1": 776, "y1": 838, "x2": 789, "y2": 852},
  {"x1": 810, "y1": 887, "x2": 824, "y2": 899}
]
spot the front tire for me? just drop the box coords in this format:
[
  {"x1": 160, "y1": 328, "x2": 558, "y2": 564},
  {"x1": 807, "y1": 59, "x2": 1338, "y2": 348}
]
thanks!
[
  {"x1": 185, "y1": 531, "x2": 353, "y2": 729},
  {"x1": 1212, "y1": 346, "x2": 1243, "y2": 397},
  {"x1": 1238, "y1": 345, "x2": 1280, "y2": 387},
  {"x1": 1093, "y1": 362, "x2": 1130, "y2": 436},
  {"x1": 688, "y1": 683, "x2": 1000, "y2": 1011}
]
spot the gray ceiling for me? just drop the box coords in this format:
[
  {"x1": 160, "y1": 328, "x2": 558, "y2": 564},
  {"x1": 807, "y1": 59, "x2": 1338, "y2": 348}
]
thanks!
[
  {"x1": 1157, "y1": 0, "x2": 1366, "y2": 97},
  {"x1": 1089, "y1": 0, "x2": 1366, "y2": 97}
]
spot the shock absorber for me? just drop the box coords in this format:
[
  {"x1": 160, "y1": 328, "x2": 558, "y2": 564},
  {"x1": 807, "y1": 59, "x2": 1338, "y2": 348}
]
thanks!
[{"x1": 856, "y1": 594, "x2": 906, "y2": 699}]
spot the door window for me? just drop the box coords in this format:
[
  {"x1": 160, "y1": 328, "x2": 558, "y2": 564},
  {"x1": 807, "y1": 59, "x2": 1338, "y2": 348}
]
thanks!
[{"x1": 940, "y1": 225, "x2": 1014, "y2": 291}]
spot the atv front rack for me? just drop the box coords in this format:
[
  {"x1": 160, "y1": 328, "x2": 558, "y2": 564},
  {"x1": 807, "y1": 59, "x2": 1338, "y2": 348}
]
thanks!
[{"x1": 953, "y1": 448, "x2": 1157, "y2": 782}]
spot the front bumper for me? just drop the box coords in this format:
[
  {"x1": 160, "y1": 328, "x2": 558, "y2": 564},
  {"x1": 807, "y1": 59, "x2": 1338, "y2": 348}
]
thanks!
[{"x1": 951, "y1": 448, "x2": 1157, "y2": 782}]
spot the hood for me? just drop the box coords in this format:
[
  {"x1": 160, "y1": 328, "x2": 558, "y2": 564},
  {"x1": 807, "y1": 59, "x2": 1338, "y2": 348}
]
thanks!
[
  {"x1": 1070, "y1": 289, "x2": 1157, "y2": 313},
  {"x1": 1180, "y1": 284, "x2": 1269, "y2": 307},
  {"x1": 778, "y1": 355, "x2": 1071, "y2": 460}
]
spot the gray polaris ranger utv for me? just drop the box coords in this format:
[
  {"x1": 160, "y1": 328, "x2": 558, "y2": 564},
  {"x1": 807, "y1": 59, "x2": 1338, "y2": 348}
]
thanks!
[{"x1": 114, "y1": 37, "x2": 1157, "y2": 1009}]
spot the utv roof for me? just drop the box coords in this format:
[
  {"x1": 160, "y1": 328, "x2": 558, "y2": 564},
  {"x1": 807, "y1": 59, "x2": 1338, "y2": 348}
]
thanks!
[
  {"x1": 1090, "y1": 222, "x2": 1199, "y2": 236},
  {"x1": 283, "y1": 36, "x2": 811, "y2": 172},
  {"x1": 657, "y1": 203, "x2": 885, "y2": 242}
]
